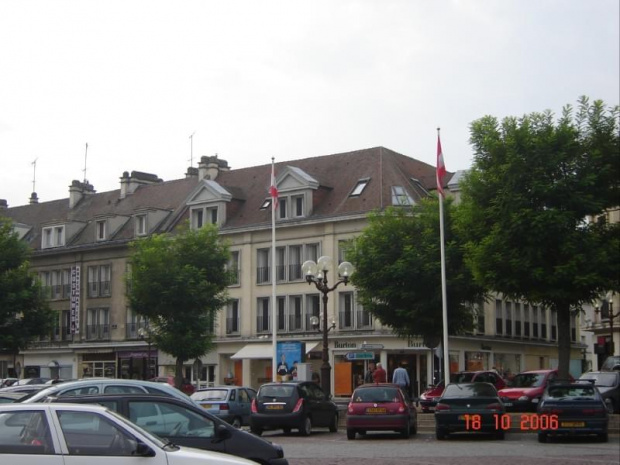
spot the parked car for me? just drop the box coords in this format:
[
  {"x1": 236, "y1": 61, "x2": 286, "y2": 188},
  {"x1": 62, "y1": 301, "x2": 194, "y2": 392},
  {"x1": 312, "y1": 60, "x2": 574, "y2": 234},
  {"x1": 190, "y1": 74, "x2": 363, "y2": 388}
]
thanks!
[
  {"x1": 346, "y1": 383, "x2": 417, "y2": 440},
  {"x1": 0, "y1": 384, "x2": 49, "y2": 396},
  {"x1": 435, "y1": 382, "x2": 506, "y2": 440},
  {"x1": 50, "y1": 393, "x2": 288, "y2": 465},
  {"x1": 578, "y1": 371, "x2": 620, "y2": 414},
  {"x1": 250, "y1": 381, "x2": 339, "y2": 436},
  {"x1": 150, "y1": 375, "x2": 196, "y2": 395},
  {"x1": 498, "y1": 369, "x2": 571, "y2": 412},
  {"x1": 192, "y1": 386, "x2": 257, "y2": 428},
  {"x1": 18, "y1": 378, "x2": 197, "y2": 405},
  {"x1": 0, "y1": 378, "x2": 18, "y2": 388},
  {"x1": 0, "y1": 402, "x2": 255, "y2": 464},
  {"x1": 13, "y1": 377, "x2": 51, "y2": 386},
  {"x1": 601, "y1": 356, "x2": 620, "y2": 372},
  {"x1": 419, "y1": 370, "x2": 507, "y2": 413},
  {"x1": 0, "y1": 392, "x2": 28, "y2": 403},
  {"x1": 537, "y1": 380, "x2": 609, "y2": 443}
]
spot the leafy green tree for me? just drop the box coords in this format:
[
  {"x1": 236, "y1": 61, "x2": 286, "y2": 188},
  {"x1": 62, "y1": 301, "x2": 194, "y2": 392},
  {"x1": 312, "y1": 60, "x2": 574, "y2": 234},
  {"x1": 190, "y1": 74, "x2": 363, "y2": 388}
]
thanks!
[
  {"x1": 127, "y1": 224, "x2": 232, "y2": 389},
  {"x1": 457, "y1": 97, "x2": 620, "y2": 379},
  {"x1": 348, "y1": 199, "x2": 485, "y2": 344},
  {"x1": 0, "y1": 217, "x2": 54, "y2": 361}
]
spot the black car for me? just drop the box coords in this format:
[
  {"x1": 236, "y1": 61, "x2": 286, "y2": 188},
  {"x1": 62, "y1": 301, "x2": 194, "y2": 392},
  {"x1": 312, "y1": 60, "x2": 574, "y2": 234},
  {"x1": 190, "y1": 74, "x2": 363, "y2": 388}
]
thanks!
[
  {"x1": 434, "y1": 382, "x2": 506, "y2": 440},
  {"x1": 537, "y1": 381, "x2": 609, "y2": 443},
  {"x1": 250, "y1": 381, "x2": 338, "y2": 436},
  {"x1": 48, "y1": 393, "x2": 288, "y2": 465},
  {"x1": 578, "y1": 371, "x2": 620, "y2": 414}
]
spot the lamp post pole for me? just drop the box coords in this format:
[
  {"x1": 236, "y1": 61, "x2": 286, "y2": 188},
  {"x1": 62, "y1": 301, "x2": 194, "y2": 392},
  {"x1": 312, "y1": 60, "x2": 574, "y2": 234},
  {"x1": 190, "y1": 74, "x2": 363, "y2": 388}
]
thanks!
[
  {"x1": 302, "y1": 256, "x2": 354, "y2": 398},
  {"x1": 597, "y1": 293, "x2": 619, "y2": 356}
]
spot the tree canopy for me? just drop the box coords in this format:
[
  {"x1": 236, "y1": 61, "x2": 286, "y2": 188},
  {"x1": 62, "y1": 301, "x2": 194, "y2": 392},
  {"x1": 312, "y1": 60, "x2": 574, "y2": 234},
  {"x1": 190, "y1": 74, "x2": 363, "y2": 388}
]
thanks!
[
  {"x1": 348, "y1": 199, "x2": 485, "y2": 343},
  {"x1": 0, "y1": 217, "x2": 54, "y2": 356},
  {"x1": 456, "y1": 97, "x2": 620, "y2": 379},
  {"x1": 127, "y1": 224, "x2": 233, "y2": 387}
]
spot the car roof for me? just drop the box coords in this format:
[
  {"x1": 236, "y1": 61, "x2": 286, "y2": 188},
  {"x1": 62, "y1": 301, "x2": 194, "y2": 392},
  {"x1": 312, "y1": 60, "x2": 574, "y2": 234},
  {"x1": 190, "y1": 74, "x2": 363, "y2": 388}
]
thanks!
[
  {"x1": 354, "y1": 383, "x2": 401, "y2": 389},
  {"x1": 0, "y1": 402, "x2": 110, "y2": 413}
]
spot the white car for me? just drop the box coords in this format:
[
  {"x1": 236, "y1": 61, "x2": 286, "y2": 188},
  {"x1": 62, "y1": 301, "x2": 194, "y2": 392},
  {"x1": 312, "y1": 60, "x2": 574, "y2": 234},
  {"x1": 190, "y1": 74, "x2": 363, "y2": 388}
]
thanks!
[{"x1": 0, "y1": 403, "x2": 256, "y2": 464}]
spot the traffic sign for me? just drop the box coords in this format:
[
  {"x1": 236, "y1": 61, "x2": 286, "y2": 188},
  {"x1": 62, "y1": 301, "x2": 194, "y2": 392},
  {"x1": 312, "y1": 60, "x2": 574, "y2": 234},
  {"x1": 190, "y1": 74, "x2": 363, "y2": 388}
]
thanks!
[
  {"x1": 360, "y1": 344, "x2": 384, "y2": 350},
  {"x1": 346, "y1": 352, "x2": 375, "y2": 360}
]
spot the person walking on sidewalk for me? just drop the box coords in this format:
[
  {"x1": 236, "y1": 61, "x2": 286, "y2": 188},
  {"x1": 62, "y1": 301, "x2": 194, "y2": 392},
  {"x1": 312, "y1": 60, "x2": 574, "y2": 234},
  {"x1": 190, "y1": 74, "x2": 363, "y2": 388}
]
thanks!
[
  {"x1": 373, "y1": 363, "x2": 387, "y2": 383},
  {"x1": 392, "y1": 362, "x2": 410, "y2": 393}
]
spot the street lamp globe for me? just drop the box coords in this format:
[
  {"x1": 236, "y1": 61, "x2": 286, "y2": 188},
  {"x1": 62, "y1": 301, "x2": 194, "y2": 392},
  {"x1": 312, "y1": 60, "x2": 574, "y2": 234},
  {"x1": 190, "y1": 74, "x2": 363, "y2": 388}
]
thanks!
[{"x1": 302, "y1": 260, "x2": 318, "y2": 280}]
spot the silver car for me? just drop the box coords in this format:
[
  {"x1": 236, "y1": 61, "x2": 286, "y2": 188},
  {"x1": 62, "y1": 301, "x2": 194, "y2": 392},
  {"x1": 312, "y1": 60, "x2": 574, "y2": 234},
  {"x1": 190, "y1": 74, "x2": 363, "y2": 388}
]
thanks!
[{"x1": 191, "y1": 386, "x2": 256, "y2": 428}]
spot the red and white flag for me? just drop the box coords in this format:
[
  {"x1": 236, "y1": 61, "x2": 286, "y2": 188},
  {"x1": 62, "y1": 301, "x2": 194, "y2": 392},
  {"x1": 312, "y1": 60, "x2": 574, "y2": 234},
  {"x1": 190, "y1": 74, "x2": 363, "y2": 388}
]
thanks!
[
  {"x1": 269, "y1": 161, "x2": 279, "y2": 210},
  {"x1": 436, "y1": 133, "x2": 447, "y2": 197}
]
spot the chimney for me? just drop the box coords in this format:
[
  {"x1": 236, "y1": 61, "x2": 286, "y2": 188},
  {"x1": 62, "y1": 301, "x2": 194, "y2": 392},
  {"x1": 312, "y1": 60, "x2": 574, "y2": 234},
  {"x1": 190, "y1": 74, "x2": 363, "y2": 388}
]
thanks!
[
  {"x1": 119, "y1": 171, "x2": 162, "y2": 199},
  {"x1": 69, "y1": 180, "x2": 96, "y2": 208},
  {"x1": 185, "y1": 167, "x2": 198, "y2": 178},
  {"x1": 29, "y1": 192, "x2": 39, "y2": 204},
  {"x1": 198, "y1": 154, "x2": 229, "y2": 181},
  {"x1": 0, "y1": 199, "x2": 7, "y2": 211}
]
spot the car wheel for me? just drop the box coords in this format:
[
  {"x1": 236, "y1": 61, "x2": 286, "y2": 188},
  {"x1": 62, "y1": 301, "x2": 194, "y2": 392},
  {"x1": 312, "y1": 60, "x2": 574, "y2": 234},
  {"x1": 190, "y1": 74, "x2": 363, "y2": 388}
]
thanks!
[
  {"x1": 300, "y1": 416, "x2": 312, "y2": 436},
  {"x1": 250, "y1": 426, "x2": 263, "y2": 436},
  {"x1": 598, "y1": 433, "x2": 608, "y2": 443},
  {"x1": 436, "y1": 428, "x2": 446, "y2": 440},
  {"x1": 537, "y1": 432, "x2": 547, "y2": 443},
  {"x1": 231, "y1": 417, "x2": 242, "y2": 429},
  {"x1": 401, "y1": 422, "x2": 411, "y2": 439},
  {"x1": 329, "y1": 413, "x2": 338, "y2": 433},
  {"x1": 346, "y1": 428, "x2": 356, "y2": 440}
]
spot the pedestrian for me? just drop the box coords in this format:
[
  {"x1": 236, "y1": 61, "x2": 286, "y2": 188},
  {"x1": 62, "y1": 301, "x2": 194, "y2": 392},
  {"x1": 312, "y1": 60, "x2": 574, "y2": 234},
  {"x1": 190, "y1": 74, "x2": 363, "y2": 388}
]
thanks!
[
  {"x1": 364, "y1": 361, "x2": 376, "y2": 383},
  {"x1": 373, "y1": 362, "x2": 387, "y2": 383},
  {"x1": 392, "y1": 361, "x2": 410, "y2": 391}
]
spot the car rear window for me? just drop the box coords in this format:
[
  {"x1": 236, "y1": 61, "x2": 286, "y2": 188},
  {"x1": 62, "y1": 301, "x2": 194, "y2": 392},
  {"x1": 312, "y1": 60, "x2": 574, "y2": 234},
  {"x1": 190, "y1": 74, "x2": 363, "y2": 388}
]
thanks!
[
  {"x1": 444, "y1": 384, "x2": 497, "y2": 397},
  {"x1": 452, "y1": 373, "x2": 474, "y2": 383},
  {"x1": 509, "y1": 373, "x2": 545, "y2": 388},
  {"x1": 259, "y1": 385, "x2": 296, "y2": 398},
  {"x1": 548, "y1": 386, "x2": 596, "y2": 399},
  {"x1": 352, "y1": 387, "x2": 400, "y2": 403},
  {"x1": 192, "y1": 390, "x2": 229, "y2": 401}
]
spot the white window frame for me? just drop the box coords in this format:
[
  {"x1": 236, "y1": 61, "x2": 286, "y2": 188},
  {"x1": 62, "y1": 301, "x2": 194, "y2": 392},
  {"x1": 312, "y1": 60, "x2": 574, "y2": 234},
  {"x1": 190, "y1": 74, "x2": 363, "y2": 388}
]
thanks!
[
  {"x1": 96, "y1": 220, "x2": 107, "y2": 241},
  {"x1": 42, "y1": 225, "x2": 65, "y2": 248},
  {"x1": 136, "y1": 214, "x2": 147, "y2": 236}
]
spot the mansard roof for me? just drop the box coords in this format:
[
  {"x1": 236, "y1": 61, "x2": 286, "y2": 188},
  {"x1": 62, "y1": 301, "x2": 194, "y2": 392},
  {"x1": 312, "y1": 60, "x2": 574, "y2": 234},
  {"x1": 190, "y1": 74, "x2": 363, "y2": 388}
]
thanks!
[{"x1": 2, "y1": 146, "x2": 448, "y2": 250}]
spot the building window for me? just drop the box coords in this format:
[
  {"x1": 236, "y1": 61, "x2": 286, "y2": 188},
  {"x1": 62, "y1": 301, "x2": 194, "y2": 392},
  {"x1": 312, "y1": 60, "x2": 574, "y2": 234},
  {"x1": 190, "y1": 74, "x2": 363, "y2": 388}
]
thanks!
[
  {"x1": 62, "y1": 269, "x2": 71, "y2": 298},
  {"x1": 61, "y1": 309, "x2": 71, "y2": 341},
  {"x1": 51, "y1": 270, "x2": 62, "y2": 300},
  {"x1": 96, "y1": 220, "x2": 106, "y2": 241},
  {"x1": 257, "y1": 249, "x2": 270, "y2": 284},
  {"x1": 289, "y1": 295, "x2": 303, "y2": 331},
  {"x1": 495, "y1": 299, "x2": 503, "y2": 335},
  {"x1": 191, "y1": 208, "x2": 204, "y2": 229},
  {"x1": 226, "y1": 300, "x2": 240, "y2": 334},
  {"x1": 356, "y1": 301, "x2": 373, "y2": 329},
  {"x1": 391, "y1": 186, "x2": 414, "y2": 206},
  {"x1": 339, "y1": 292, "x2": 354, "y2": 329},
  {"x1": 540, "y1": 307, "x2": 547, "y2": 339},
  {"x1": 514, "y1": 303, "x2": 521, "y2": 337},
  {"x1": 278, "y1": 198, "x2": 287, "y2": 219},
  {"x1": 136, "y1": 215, "x2": 147, "y2": 235},
  {"x1": 292, "y1": 195, "x2": 304, "y2": 217},
  {"x1": 88, "y1": 265, "x2": 111, "y2": 297},
  {"x1": 206, "y1": 206, "x2": 218, "y2": 224},
  {"x1": 532, "y1": 306, "x2": 539, "y2": 338},
  {"x1": 570, "y1": 313, "x2": 577, "y2": 342},
  {"x1": 505, "y1": 301, "x2": 512, "y2": 336},
  {"x1": 86, "y1": 307, "x2": 110, "y2": 340},
  {"x1": 257, "y1": 298, "x2": 270, "y2": 333},
  {"x1": 277, "y1": 297, "x2": 286, "y2": 332},
  {"x1": 288, "y1": 245, "x2": 302, "y2": 281},
  {"x1": 305, "y1": 294, "x2": 320, "y2": 330},
  {"x1": 227, "y1": 251, "x2": 240, "y2": 285},
  {"x1": 523, "y1": 304, "x2": 530, "y2": 338},
  {"x1": 551, "y1": 310, "x2": 557, "y2": 341},
  {"x1": 305, "y1": 243, "x2": 319, "y2": 263},
  {"x1": 276, "y1": 247, "x2": 286, "y2": 282},
  {"x1": 350, "y1": 178, "x2": 369, "y2": 197},
  {"x1": 126, "y1": 308, "x2": 146, "y2": 339},
  {"x1": 42, "y1": 225, "x2": 65, "y2": 248}
]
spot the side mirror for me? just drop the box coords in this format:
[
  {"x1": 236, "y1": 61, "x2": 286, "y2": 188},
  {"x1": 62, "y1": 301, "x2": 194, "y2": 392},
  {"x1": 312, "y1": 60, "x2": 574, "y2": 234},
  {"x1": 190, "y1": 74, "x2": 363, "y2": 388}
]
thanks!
[
  {"x1": 216, "y1": 424, "x2": 232, "y2": 440},
  {"x1": 135, "y1": 442, "x2": 155, "y2": 457}
]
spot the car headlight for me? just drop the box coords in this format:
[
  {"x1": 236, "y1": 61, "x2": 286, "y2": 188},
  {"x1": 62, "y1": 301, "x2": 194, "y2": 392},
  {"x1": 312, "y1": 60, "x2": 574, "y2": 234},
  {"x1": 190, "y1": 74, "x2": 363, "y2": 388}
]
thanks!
[{"x1": 518, "y1": 396, "x2": 530, "y2": 401}]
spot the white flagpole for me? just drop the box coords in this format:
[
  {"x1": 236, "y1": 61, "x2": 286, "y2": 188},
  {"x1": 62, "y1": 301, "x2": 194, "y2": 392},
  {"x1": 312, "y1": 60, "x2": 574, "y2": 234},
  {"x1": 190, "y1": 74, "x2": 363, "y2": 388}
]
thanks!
[
  {"x1": 437, "y1": 128, "x2": 450, "y2": 383},
  {"x1": 271, "y1": 158, "x2": 278, "y2": 382}
]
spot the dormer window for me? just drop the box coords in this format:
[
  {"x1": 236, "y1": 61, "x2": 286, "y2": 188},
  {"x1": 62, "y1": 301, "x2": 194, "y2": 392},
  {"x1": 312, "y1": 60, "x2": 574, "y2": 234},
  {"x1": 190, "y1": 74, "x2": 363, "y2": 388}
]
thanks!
[
  {"x1": 42, "y1": 225, "x2": 65, "y2": 249},
  {"x1": 207, "y1": 206, "x2": 218, "y2": 224},
  {"x1": 292, "y1": 195, "x2": 304, "y2": 217},
  {"x1": 191, "y1": 206, "x2": 220, "y2": 229},
  {"x1": 96, "y1": 220, "x2": 107, "y2": 241},
  {"x1": 192, "y1": 209, "x2": 204, "y2": 229},
  {"x1": 392, "y1": 186, "x2": 414, "y2": 206},
  {"x1": 350, "y1": 178, "x2": 370, "y2": 197},
  {"x1": 136, "y1": 214, "x2": 147, "y2": 236},
  {"x1": 278, "y1": 198, "x2": 287, "y2": 219}
]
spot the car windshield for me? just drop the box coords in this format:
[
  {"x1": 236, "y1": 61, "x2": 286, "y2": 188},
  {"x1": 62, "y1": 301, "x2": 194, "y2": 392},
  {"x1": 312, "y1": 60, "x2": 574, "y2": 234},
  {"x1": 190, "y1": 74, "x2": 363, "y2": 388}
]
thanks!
[
  {"x1": 509, "y1": 373, "x2": 545, "y2": 388},
  {"x1": 443, "y1": 384, "x2": 497, "y2": 397},
  {"x1": 192, "y1": 389, "x2": 229, "y2": 401},
  {"x1": 352, "y1": 387, "x2": 400, "y2": 403},
  {"x1": 548, "y1": 386, "x2": 596, "y2": 399},
  {"x1": 452, "y1": 373, "x2": 475, "y2": 383},
  {"x1": 579, "y1": 373, "x2": 617, "y2": 387},
  {"x1": 259, "y1": 385, "x2": 296, "y2": 398}
]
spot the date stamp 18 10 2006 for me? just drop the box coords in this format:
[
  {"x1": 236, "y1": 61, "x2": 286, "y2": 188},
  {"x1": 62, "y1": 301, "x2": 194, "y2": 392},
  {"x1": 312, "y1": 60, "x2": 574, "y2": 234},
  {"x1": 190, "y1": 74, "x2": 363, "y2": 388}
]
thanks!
[{"x1": 463, "y1": 414, "x2": 560, "y2": 431}]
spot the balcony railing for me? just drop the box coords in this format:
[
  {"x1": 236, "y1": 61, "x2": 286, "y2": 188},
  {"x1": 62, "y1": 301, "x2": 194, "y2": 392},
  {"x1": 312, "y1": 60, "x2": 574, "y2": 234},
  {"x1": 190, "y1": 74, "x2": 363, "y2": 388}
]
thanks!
[
  {"x1": 256, "y1": 315, "x2": 270, "y2": 333},
  {"x1": 86, "y1": 324, "x2": 110, "y2": 340},
  {"x1": 289, "y1": 314, "x2": 303, "y2": 331},
  {"x1": 126, "y1": 322, "x2": 147, "y2": 339},
  {"x1": 226, "y1": 317, "x2": 240, "y2": 334},
  {"x1": 339, "y1": 311, "x2": 353, "y2": 329},
  {"x1": 257, "y1": 267, "x2": 270, "y2": 284},
  {"x1": 356, "y1": 310, "x2": 373, "y2": 329},
  {"x1": 288, "y1": 264, "x2": 302, "y2": 281}
]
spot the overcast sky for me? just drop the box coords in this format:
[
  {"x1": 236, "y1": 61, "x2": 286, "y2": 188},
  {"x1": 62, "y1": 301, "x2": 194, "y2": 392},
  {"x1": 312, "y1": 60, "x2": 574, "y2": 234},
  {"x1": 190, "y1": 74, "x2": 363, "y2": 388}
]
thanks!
[{"x1": 1, "y1": 0, "x2": 618, "y2": 208}]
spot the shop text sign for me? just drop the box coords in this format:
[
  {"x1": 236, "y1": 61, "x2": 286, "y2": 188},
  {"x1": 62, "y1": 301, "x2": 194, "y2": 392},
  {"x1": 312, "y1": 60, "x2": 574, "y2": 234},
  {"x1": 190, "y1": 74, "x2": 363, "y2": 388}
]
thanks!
[{"x1": 346, "y1": 352, "x2": 375, "y2": 360}]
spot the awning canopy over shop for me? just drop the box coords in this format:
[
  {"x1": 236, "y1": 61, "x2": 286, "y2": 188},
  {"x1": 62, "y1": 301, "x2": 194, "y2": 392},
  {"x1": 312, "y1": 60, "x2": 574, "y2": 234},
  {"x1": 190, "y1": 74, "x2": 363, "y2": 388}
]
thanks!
[{"x1": 231, "y1": 344, "x2": 272, "y2": 360}]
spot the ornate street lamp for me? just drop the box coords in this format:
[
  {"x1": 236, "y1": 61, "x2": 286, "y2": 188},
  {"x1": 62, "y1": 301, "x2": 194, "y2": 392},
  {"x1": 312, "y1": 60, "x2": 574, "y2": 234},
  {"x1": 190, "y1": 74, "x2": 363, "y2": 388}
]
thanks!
[
  {"x1": 138, "y1": 322, "x2": 152, "y2": 380},
  {"x1": 302, "y1": 256, "x2": 354, "y2": 397}
]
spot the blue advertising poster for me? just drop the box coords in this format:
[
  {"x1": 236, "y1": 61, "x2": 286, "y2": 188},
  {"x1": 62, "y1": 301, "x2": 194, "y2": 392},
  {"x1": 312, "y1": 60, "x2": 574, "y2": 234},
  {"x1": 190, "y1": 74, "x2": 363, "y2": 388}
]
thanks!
[{"x1": 276, "y1": 341, "x2": 303, "y2": 381}]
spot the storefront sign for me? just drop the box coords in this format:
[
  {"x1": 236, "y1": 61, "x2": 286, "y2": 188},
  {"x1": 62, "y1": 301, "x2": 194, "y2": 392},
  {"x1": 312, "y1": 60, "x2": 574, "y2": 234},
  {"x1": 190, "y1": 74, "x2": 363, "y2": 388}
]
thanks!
[
  {"x1": 335, "y1": 341, "x2": 357, "y2": 349},
  {"x1": 360, "y1": 343, "x2": 384, "y2": 350},
  {"x1": 346, "y1": 352, "x2": 374, "y2": 360}
]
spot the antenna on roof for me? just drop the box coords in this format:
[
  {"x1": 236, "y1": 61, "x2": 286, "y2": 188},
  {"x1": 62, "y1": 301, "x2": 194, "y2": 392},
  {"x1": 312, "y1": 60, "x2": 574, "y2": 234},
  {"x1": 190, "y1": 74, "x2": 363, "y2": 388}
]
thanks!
[
  {"x1": 31, "y1": 158, "x2": 38, "y2": 193},
  {"x1": 82, "y1": 143, "x2": 89, "y2": 183},
  {"x1": 189, "y1": 132, "x2": 196, "y2": 166}
]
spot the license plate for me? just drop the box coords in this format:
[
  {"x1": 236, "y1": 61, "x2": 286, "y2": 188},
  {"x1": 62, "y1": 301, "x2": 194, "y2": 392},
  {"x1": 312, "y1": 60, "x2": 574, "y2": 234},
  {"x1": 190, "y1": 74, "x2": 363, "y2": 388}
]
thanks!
[
  {"x1": 366, "y1": 407, "x2": 386, "y2": 414},
  {"x1": 266, "y1": 405, "x2": 284, "y2": 410},
  {"x1": 560, "y1": 422, "x2": 585, "y2": 428},
  {"x1": 201, "y1": 404, "x2": 214, "y2": 409},
  {"x1": 503, "y1": 402, "x2": 513, "y2": 407}
]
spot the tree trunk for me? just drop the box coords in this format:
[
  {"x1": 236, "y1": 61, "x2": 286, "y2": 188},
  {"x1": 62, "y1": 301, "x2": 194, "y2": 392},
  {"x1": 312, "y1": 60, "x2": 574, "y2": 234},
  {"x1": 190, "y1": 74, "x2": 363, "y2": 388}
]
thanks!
[
  {"x1": 175, "y1": 357, "x2": 184, "y2": 390},
  {"x1": 556, "y1": 301, "x2": 572, "y2": 380}
]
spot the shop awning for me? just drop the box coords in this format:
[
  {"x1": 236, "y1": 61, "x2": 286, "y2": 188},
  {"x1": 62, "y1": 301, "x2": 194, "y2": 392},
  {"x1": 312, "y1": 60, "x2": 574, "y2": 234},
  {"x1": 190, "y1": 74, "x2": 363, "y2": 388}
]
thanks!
[
  {"x1": 231, "y1": 344, "x2": 273, "y2": 360},
  {"x1": 305, "y1": 341, "x2": 320, "y2": 354}
]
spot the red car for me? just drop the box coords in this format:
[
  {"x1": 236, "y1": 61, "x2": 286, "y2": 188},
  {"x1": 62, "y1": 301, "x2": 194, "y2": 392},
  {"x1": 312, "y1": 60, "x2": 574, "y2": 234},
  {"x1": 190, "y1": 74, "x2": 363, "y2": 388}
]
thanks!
[
  {"x1": 498, "y1": 369, "x2": 572, "y2": 412},
  {"x1": 150, "y1": 376, "x2": 195, "y2": 395},
  {"x1": 346, "y1": 383, "x2": 417, "y2": 439},
  {"x1": 419, "y1": 371, "x2": 507, "y2": 413}
]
